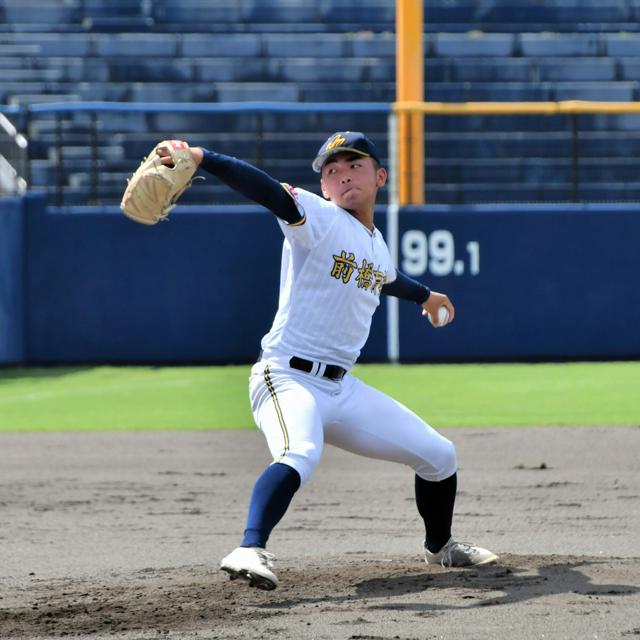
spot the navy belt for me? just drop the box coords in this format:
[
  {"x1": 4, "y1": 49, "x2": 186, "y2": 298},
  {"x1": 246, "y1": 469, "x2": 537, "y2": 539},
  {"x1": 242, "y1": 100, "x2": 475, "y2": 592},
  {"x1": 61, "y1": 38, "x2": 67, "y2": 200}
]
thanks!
[{"x1": 289, "y1": 356, "x2": 347, "y2": 381}]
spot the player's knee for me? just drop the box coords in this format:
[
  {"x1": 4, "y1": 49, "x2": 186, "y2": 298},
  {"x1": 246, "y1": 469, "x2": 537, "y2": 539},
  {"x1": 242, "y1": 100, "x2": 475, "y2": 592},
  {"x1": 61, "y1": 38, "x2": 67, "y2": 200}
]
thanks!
[
  {"x1": 416, "y1": 437, "x2": 457, "y2": 481},
  {"x1": 278, "y1": 443, "x2": 322, "y2": 486}
]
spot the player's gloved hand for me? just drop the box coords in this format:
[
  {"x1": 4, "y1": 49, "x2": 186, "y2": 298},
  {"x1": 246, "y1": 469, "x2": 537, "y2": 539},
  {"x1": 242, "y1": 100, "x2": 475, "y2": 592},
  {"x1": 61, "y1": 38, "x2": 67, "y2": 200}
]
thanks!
[
  {"x1": 120, "y1": 139, "x2": 201, "y2": 225},
  {"x1": 421, "y1": 291, "x2": 455, "y2": 327}
]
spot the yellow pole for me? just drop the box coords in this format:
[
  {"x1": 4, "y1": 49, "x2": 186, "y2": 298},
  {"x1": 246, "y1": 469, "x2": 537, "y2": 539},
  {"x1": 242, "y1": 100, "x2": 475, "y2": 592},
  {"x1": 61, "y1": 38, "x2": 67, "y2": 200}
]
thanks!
[{"x1": 396, "y1": 0, "x2": 424, "y2": 204}]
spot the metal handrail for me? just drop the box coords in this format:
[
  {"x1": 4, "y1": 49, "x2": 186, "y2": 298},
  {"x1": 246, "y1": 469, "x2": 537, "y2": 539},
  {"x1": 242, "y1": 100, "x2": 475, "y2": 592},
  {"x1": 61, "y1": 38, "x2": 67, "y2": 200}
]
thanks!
[{"x1": 0, "y1": 112, "x2": 28, "y2": 195}]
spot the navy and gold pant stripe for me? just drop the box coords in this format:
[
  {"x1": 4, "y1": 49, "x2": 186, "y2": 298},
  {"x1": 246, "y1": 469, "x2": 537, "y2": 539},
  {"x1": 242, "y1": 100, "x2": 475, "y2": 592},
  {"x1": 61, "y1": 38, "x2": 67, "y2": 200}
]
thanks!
[{"x1": 263, "y1": 365, "x2": 289, "y2": 462}]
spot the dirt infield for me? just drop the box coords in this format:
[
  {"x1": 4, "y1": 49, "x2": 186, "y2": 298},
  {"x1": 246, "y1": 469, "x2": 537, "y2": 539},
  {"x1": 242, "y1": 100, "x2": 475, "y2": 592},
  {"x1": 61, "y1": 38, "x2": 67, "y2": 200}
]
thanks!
[{"x1": 1, "y1": 426, "x2": 639, "y2": 639}]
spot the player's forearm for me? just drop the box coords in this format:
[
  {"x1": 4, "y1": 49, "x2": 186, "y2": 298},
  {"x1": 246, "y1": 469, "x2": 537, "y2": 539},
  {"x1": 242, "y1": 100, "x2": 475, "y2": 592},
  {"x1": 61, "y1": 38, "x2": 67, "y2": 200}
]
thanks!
[
  {"x1": 199, "y1": 148, "x2": 302, "y2": 224},
  {"x1": 382, "y1": 270, "x2": 430, "y2": 304}
]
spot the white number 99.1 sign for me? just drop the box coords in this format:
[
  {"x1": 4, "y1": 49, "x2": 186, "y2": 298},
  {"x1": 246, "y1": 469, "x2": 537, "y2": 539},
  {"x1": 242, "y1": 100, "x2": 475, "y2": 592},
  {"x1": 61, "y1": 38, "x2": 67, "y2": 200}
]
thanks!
[{"x1": 401, "y1": 229, "x2": 480, "y2": 277}]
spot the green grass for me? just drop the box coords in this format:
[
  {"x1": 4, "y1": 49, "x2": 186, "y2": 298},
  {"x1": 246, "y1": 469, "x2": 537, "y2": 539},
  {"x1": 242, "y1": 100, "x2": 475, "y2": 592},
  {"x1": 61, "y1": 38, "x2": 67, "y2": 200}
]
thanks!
[{"x1": 0, "y1": 362, "x2": 638, "y2": 432}]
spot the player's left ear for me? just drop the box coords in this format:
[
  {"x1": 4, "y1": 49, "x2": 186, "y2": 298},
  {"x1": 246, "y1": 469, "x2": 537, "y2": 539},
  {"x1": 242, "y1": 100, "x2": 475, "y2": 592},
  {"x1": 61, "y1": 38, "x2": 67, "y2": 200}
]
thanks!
[{"x1": 375, "y1": 167, "x2": 387, "y2": 189}]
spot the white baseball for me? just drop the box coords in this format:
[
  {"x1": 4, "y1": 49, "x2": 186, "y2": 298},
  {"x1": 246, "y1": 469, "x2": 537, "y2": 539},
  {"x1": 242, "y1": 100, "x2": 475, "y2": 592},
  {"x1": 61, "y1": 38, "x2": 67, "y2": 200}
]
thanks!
[{"x1": 429, "y1": 306, "x2": 450, "y2": 327}]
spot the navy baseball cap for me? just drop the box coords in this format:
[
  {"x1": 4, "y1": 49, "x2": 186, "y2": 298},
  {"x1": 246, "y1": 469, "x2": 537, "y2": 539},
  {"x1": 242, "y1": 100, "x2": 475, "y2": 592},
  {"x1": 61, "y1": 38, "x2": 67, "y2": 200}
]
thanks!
[{"x1": 312, "y1": 131, "x2": 381, "y2": 173}]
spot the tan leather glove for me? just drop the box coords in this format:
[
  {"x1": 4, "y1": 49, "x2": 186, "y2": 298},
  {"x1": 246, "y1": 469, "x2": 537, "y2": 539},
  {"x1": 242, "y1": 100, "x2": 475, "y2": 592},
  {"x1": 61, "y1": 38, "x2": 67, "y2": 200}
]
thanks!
[{"x1": 120, "y1": 140, "x2": 198, "y2": 225}]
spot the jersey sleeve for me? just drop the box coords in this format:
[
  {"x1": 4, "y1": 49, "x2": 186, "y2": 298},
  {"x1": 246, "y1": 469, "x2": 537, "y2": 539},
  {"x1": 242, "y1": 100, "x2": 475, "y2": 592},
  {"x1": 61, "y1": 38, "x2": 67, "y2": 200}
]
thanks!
[{"x1": 277, "y1": 184, "x2": 338, "y2": 250}]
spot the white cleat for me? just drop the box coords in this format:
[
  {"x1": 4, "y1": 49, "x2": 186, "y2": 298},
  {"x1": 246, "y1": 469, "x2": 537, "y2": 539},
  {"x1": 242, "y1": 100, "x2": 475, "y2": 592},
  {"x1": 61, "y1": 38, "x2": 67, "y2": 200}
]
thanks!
[
  {"x1": 424, "y1": 537, "x2": 499, "y2": 567},
  {"x1": 220, "y1": 546, "x2": 278, "y2": 590}
]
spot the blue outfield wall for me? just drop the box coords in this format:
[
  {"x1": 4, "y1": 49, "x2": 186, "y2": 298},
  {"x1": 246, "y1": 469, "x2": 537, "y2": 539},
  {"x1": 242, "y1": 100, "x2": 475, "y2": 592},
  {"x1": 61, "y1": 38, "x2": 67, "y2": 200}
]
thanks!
[
  {"x1": 0, "y1": 196, "x2": 26, "y2": 363},
  {"x1": 396, "y1": 203, "x2": 640, "y2": 361},
  {"x1": 1, "y1": 194, "x2": 639, "y2": 364}
]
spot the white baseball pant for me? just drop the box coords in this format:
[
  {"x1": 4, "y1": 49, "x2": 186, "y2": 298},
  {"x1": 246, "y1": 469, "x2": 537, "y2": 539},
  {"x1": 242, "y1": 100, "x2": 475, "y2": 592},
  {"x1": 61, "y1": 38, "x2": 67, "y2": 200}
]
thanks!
[{"x1": 249, "y1": 356, "x2": 457, "y2": 486}]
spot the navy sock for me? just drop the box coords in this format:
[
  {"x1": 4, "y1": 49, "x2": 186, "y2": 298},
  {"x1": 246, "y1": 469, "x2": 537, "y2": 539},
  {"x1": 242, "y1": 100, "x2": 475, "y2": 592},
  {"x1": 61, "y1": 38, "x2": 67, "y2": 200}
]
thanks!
[
  {"x1": 415, "y1": 472, "x2": 457, "y2": 553},
  {"x1": 241, "y1": 462, "x2": 301, "y2": 548}
]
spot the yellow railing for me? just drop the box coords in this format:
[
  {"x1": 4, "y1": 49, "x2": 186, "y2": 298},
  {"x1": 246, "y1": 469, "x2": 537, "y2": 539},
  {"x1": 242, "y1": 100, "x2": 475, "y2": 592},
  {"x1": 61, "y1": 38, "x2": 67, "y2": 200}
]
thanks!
[{"x1": 393, "y1": 100, "x2": 640, "y2": 115}]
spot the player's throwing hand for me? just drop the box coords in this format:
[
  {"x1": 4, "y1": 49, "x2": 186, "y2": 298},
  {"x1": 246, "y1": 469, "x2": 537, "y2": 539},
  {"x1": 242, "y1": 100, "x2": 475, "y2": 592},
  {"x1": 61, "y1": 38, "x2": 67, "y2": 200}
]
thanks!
[{"x1": 421, "y1": 291, "x2": 455, "y2": 327}]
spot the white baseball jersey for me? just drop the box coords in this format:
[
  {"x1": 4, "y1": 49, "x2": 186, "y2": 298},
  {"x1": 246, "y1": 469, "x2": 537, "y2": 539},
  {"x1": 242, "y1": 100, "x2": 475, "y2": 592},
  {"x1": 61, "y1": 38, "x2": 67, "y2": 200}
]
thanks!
[{"x1": 260, "y1": 185, "x2": 397, "y2": 370}]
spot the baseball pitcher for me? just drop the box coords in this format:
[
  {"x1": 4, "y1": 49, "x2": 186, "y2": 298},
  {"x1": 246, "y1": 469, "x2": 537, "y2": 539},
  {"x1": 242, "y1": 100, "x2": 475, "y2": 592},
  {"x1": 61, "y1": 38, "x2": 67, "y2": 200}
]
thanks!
[{"x1": 144, "y1": 131, "x2": 498, "y2": 590}]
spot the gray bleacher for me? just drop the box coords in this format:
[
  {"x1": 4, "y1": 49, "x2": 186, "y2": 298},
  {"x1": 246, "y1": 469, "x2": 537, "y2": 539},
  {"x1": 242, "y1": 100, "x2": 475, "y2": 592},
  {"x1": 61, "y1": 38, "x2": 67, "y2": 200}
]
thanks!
[{"x1": 2, "y1": 0, "x2": 640, "y2": 204}]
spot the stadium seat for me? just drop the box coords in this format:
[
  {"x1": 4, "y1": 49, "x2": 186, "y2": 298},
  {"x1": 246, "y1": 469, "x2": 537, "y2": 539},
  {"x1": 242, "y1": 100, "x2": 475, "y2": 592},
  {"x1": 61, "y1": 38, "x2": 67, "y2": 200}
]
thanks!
[
  {"x1": 195, "y1": 59, "x2": 268, "y2": 83},
  {"x1": 519, "y1": 33, "x2": 601, "y2": 57},
  {"x1": 425, "y1": 132, "x2": 573, "y2": 159},
  {"x1": 181, "y1": 34, "x2": 261, "y2": 57},
  {"x1": 40, "y1": 59, "x2": 89, "y2": 83},
  {"x1": 153, "y1": 1, "x2": 243, "y2": 24},
  {"x1": 94, "y1": 111, "x2": 148, "y2": 134},
  {"x1": 0, "y1": 68, "x2": 64, "y2": 83},
  {"x1": 422, "y1": 1, "x2": 476, "y2": 24},
  {"x1": 107, "y1": 59, "x2": 194, "y2": 83},
  {"x1": 424, "y1": 60, "x2": 449, "y2": 83},
  {"x1": 1, "y1": 0, "x2": 81, "y2": 24},
  {"x1": 618, "y1": 59, "x2": 640, "y2": 81},
  {"x1": 425, "y1": 84, "x2": 467, "y2": 102},
  {"x1": 240, "y1": 1, "x2": 321, "y2": 23},
  {"x1": 467, "y1": 83, "x2": 552, "y2": 101},
  {"x1": 277, "y1": 58, "x2": 394, "y2": 83},
  {"x1": 577, "y1": 132, "x2": 640, "y2": 158},
  {"x1": 262, "y1": 33, "x2": 349, "y2": 57},
  {"x1": 299, "y1": 83, "x2": 394, "y2": 102},
  {"x1": 536, "y1": 58, "x2": 616, "y2": 81},
  {"x1": 579, "y1": 157, "x2": 640, "y2": 181},
  {"x1": 67, "y1": 83, "x2": 128, "y2": 102},
  {"x1": 128, "y1": 83, "x2": 215, "y2": 103},
  {"x1": 434, "y1": 33, "x2": 515, "y2": 57},
  {"x1": 349, "y1": 33, "x2": 395, "y2": 58},
  {"x1": 82, "y1": 17, "x2": 155, "y2": 33},
  {"x1": 427, "y1": 182, "x2": 574, "y2": 204},
  {"x1": 0, "y1": 43, "x2": 41, "y2": 57},
  {"x1": 81, "y1": 0, "x2": 149, "y2": 18},
  {"x1": 451, "y1": 59, "x2": 531, "y2": 83},
  {"x1": 553, "y1": 82, "x2": 636, "y2": 101},
  {"x1": 94, "y1": 34, "x2": 176, "y2": 57},
  {"x1": 2, "y1": 33, "x2": 90, "y2": 56},
  {"x1": 214, "y1": 82, "x2": 300, "y2": 102},
  {"x1": 578, "y1": 181, "x2": 640, "y2": 201},
  {"x1": 605, "y1": 34, "x2": 640, "y2": 56},
  {"x1": 319, "y1": 1, "x2": 394, "y2": 24},
  {"x1": 7, "y1": 92, "x2": 81, "y2": 106}
]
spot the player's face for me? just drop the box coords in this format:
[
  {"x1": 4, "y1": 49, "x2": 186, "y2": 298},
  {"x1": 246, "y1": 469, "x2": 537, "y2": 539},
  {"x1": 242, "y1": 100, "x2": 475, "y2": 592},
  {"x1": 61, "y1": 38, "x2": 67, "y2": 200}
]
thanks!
[{"x1": 320, "y1": 153, "x2": 387, "y2": 211}]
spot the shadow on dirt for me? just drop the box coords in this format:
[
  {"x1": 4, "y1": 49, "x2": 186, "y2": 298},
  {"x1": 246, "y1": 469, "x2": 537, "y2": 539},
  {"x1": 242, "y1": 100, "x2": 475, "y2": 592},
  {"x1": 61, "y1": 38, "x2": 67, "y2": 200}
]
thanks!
[
  {"x1": 262, "y1": 554, "x2": 639, "y2": 612},
  {"x1": 355, "y1": 556, "x2": 640, "y2": 610}
]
